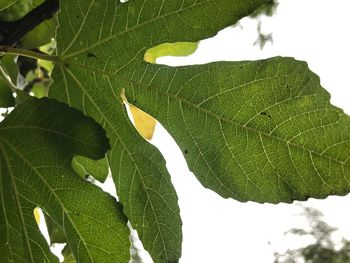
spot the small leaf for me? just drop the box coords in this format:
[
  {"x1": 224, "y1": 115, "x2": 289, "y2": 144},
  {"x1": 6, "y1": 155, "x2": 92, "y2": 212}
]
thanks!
[
  {"x1": 0, "y1": 83, "x2": 15, "y2": 107},
  {"x1": 122, "y1": 88, "x2": 156, "y2": 140},
  {"x1": 0, "y1": 98, "x2": 130, "y2": 262},
  {"x1": 144, "y1": 42, "x2": 199, "y2": 64},
  {"x1": 129, "y1": 104, "x2": 156, "y2": 140},
  {"x1": 72, "y1": 155, "x2": 109, "y2": 183},
  {"x1": 33, "y1": 208, "x2": 41, "y2": 225},
  {"x1": 31, "y1": 82, "x2": 49, "y2": 98},
  {"x1": 20, "y1": 16, "x2": 58, "y2": 49}
]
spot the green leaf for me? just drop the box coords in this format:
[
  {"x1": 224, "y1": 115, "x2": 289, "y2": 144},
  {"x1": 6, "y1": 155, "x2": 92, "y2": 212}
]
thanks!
[
  {"x1": 0, "y1": 0, "x2": 17, "y2": 11},
  {"x1": 49, "y1": 0, "x2": 338, "y2": 262},
  {"x1": 128, "y1": 57, "x2": 350, "y2": 203},
  {"x1": 0, "y1": 56, "x2": 17, "y2": 107},
  {"x1": 72, "y1": 155, "x2": 109, "y2": 183},
  {"x1": 20, "y1": 16, "x2": 58, "y2": 49},
  {"x1": 144, "y1": 42, "x2": 199, "y2": 64},
  {"x1": 0, "y1": 98, "x2": 130, "y2": 262},
  {"x1": 0, "y1": 81, "x2": 15, "y2": 107},
  {"x1": 62, "y1": 245, "x2": 76, "y2": 263},
  {"x1": 45, "y1": 213, "x2": 66, "y2": 244},
  {"x1": 0, "y1": 0, "x2": 33, "y2": 21}
]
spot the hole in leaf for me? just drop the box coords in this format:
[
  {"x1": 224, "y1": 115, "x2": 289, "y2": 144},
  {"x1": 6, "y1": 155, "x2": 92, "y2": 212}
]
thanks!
[{"x1": 33, "y1": 207, "x2": 51, "y2": 244}]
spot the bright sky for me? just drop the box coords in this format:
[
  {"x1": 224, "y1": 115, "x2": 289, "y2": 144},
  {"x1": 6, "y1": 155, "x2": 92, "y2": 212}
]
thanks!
[{"x1": 137, "y1": 0, "x2": 350, "y2": 262}]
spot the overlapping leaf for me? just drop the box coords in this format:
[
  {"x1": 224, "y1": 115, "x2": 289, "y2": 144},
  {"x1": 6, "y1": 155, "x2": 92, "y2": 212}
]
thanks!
[
  {"x1": 72, "y1": 155, "x2": 109, "y2": 183},
  {"x1": 0, "y1": 98, "x2": 130, "y2": 262},
  {"x1": 50, "y1": 1, "x2": 270, "y2": 262}
]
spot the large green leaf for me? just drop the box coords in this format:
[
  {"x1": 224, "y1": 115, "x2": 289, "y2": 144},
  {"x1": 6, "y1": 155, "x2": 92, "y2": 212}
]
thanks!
[
  {"x1": 0, "y1": 98, "x2": 130, "y2": 262},
  {"x1": 47, "y1": 0, "x2": 350, "y2": 261},
  {"x1": 50, "y1": 1, "x2": 269, "y2": 262},
  {"x1": 129, "y1": 57, "x2": 350, "y2": 203}
]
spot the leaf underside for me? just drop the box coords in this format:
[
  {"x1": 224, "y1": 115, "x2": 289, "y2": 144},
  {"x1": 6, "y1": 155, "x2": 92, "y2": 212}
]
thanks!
[
  {"x1": 47, "y1": 0, "x2": 350, "y2": 263},
  {"x1": 0, "y1": 98, "x2": 130, "y2": 263}
]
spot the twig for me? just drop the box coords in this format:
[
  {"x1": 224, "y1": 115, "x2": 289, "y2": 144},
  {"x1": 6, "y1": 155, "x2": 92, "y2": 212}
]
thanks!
[{"x1": 0, "y1": 0, "x2": 59, "y2": 46}]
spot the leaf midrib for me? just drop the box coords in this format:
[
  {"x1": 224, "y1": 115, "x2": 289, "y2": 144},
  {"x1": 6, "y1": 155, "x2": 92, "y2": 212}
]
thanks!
[{"x1": 58, "y1": 60, "x2": 349, "y2": 170}]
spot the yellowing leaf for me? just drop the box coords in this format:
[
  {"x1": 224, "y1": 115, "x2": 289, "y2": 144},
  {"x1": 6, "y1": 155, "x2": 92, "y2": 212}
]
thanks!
[
  {"x1": 129, "y1": 104, "x2": 156, "y2": 140},
  {"x1": 33, "y1": 208, "x2": 41, "y2": 225},
  {"x1": 121, "y1": 88, "x2": 156, "y2": 140}
]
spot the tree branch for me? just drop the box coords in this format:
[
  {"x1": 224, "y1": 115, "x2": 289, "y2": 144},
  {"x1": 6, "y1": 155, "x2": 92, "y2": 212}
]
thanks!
[{"x1": 0, "y1": 0, "x2": 59, "y2": 46}]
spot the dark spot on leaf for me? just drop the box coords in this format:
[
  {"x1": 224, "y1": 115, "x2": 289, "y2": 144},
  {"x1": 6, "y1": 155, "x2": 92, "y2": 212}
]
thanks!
[
  {"x1": 84, "y1": 174, "x2": 89, "y2": 179},
  {"x1": 260, "y1": 111, "x2": 272, "y2": 119},
  {"x1": 76, "y1": 15, "x2": 80, "y2": 19},
  {"x1": 87, "y1": 52, "x2": 98, "y2": 59},
  {"x1": 184, "y1": 149, "x2": 188, "y2": 154}
]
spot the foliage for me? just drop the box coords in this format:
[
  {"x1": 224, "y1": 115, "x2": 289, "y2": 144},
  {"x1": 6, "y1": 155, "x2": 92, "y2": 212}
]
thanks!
[
  {"x1": 274, "y1": 207, "x2": 350, "y2": 263},
  {"x1": 250, "y1": 0, "x2": 279, "y2": 18},
  {"x1": 0, "y1": 0, "x2": 350, "y2": 262},
  {"x1": 250, "y1": 0, "x2": 278, "y2": 49}
]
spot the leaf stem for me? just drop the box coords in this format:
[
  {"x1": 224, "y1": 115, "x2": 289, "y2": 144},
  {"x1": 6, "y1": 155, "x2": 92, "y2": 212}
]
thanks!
[
  {"x1": 0, "y1": 46, "x2": 60, "y2": 62},
  {"x1": 0, "y1": 64, "x2": 17, "y2": 92}
]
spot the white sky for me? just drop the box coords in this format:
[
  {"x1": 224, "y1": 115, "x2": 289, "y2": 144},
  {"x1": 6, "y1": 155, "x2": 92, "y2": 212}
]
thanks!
[{"x1": 140, "y1": 0, "x2": 350, "y2": 262}]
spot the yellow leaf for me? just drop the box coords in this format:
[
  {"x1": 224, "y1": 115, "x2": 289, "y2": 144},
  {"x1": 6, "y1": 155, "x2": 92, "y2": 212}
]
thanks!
[
  {"x1": 129, "y1": 104, "x2": 156, "y2": 140},
  {"x1": 144, "y1": 42, "x2": 198, "y2": 64},
  {"x1": 121, "y1": 89, "x2": 156, "y2": 140},
  {"x1": 33, "y1": 207, "x2": 41, "y2": 225}
]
